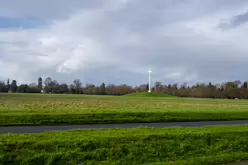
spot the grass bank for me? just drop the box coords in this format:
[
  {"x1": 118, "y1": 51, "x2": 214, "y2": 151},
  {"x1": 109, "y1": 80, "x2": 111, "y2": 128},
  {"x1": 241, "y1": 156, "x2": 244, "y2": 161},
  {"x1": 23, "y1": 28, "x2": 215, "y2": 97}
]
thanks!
[
  {"x1": 1, "y1": 126, "x2": 248, "y2": 165},
  {"x1": 1, "y1": 93, "x2": 248, "y2": 126}
]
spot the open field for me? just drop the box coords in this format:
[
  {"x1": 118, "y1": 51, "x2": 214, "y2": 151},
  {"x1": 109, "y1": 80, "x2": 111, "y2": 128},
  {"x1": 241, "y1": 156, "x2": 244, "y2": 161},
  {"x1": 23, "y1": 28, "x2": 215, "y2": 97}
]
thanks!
[
  {"x1": 1, "y1": 126, "x2": 248, "y2": 165},
  {"x1": 1, "y1": 93, "x2": 248, "y2": 126}
]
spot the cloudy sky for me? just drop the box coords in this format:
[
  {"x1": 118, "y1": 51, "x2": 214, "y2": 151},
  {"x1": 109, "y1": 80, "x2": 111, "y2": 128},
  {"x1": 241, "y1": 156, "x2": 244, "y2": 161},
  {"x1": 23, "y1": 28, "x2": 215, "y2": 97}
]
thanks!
[{"x1": 0, "y1": 0, "x2": 248, "y2": 86}]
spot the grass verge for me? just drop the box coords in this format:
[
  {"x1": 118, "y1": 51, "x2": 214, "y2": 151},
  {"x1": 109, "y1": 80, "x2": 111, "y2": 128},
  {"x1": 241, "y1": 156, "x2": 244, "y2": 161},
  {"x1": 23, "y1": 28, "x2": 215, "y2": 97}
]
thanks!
[
  {"x1": 1, "y1": 126, "x2": 248, "y2": 165},
  {"x1": 2, "y1": 111, "x2": 248, "y2": 126}
]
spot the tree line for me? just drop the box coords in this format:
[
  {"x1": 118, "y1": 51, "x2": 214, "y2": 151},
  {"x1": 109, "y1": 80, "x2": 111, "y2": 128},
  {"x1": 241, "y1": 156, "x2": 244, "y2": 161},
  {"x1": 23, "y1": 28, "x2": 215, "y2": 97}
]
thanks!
[{"x1": 0, "y1": 77, "x2": 247, "y2": 99}]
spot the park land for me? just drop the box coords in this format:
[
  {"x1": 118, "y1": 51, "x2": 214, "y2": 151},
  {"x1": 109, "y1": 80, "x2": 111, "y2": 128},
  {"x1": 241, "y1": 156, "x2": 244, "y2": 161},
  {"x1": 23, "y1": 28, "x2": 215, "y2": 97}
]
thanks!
[{"x1": 1, "y1": 93, "x2": 248, "y2": 165}]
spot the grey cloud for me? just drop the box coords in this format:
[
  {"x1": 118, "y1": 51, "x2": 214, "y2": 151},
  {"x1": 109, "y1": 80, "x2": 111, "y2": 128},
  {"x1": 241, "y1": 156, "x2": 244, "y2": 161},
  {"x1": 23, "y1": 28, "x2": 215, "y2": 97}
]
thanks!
[
  {"x1": 0, "y1": 0, "x2": 247, "y2": 20},
  {"x1": 0, "y1": 0, "x2": 104, "y2": 19},
  {"x1": 232, "y1": 11, "x2": 248, "y2": 26},
  {"x1": 219, "y1": 11, "x2": 248, "y2": 30},
  {"x1": 0, "y1": 0, "x2": 248, "y2": 86}
]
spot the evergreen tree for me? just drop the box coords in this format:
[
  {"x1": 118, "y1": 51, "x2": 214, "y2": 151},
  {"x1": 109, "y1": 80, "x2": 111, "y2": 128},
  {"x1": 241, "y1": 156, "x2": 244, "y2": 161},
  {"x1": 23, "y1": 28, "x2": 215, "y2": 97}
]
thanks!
[
  {"x1": 244, "y1": 82, "x2": 248, "y2": 88},
  {"x1": 38, "y1": 77, "x2": 43, "y2": 90},
  {"x1": 10, "y1": 80, "x2": 17, "y2": 93},
  {"x1": 99, "y1": 82, "x2": 106, "y2": 95}
]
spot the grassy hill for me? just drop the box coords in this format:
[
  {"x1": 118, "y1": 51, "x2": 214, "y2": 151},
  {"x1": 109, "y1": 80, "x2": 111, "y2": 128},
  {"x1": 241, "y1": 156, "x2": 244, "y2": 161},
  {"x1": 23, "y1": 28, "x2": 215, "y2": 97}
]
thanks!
[{"x1": 125, "y1": 92, "x2": 174, "y2": 97}]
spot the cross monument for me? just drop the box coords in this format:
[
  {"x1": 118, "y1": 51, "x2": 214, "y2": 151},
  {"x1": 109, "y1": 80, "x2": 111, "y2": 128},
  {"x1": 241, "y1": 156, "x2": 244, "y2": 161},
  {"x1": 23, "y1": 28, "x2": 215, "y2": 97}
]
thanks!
[{"x1": 148, "y1": 68, "x2": 152, "y2": 93}]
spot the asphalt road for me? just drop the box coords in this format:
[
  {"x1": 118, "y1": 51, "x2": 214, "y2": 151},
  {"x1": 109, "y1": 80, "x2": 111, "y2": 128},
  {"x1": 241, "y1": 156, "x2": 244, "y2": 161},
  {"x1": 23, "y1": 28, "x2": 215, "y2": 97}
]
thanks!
[{"x1": 1, "y1": 120, "x2": 248, "y2": 134}]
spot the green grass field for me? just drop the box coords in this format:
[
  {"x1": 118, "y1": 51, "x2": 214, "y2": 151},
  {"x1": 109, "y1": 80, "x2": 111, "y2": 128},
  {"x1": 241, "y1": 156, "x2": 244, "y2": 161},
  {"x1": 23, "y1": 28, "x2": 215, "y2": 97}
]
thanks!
[
  {"x1": 1, "y1": 126, "x2": 248, "y2": 165},
  {"x1": 1, "y1": 93, "x2": 248, "y2": 126}
]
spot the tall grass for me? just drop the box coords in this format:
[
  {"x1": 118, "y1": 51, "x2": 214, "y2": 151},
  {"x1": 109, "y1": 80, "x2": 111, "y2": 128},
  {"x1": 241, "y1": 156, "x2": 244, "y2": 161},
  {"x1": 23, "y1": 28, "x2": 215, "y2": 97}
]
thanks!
[{"x1": 1, "y1": 126, "x2": 248, "y2": 165}]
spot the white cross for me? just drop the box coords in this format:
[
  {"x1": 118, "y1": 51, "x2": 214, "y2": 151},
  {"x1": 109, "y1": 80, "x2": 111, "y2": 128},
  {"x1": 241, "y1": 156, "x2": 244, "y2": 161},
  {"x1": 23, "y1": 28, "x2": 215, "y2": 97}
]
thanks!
[{"x1": 148, "y1": 68, "x2": 152, "y2": 93}]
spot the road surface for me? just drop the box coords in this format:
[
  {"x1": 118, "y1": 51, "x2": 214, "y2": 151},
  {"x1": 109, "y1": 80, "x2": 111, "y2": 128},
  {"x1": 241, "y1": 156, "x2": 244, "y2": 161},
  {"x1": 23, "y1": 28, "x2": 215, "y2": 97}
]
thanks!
[{"x1": 1, "y1": 120, "x2": 248, "y2": 134}]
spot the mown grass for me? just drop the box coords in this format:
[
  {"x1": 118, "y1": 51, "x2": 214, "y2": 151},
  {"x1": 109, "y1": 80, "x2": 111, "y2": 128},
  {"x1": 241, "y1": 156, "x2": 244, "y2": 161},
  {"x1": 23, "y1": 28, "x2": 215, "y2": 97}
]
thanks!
[
  {"x1": 1, "y1": 93, "x2": 248, "y2": 126},
  {"x1": 1, "y1": 126, "x2": 248, "y2": 165}
]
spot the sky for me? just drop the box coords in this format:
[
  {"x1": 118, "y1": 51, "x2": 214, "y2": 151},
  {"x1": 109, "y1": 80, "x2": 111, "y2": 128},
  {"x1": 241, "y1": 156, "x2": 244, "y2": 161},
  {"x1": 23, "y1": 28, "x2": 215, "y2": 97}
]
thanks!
[{"x1": 0, "y1": 0, "x2": 248, "y2": 86}]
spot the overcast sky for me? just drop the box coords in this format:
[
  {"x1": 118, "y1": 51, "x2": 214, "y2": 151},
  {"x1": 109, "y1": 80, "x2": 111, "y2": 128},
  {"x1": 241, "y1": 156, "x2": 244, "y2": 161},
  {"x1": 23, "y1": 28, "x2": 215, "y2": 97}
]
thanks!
[{"x1": 0, "y1": 0, "x2": 248, "y2": 86}]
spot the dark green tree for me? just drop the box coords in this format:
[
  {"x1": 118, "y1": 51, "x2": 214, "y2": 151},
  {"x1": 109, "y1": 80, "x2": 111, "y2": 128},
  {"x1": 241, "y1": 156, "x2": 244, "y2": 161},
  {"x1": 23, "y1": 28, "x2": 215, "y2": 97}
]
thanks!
[
  {"x1": 10, "y1": 80, "x2": 17, "y2": 93},
  {"x1": 146, "y1": 83, "x2": 149, "y2": 91},
  {"x1": 59, "y1": 83, "x2": 69, "y2": 94},
  {"x1": 243, "y1": 81, "x2": 248, "y2": 88},
  {"x1": 17, "y1": 84, "x2": 27, "y2": 93},
  {"x1": 0, "y1": 81, "x2": 8, "y2": 92},
  {"x1": 38, "y1": 77, "x2": 43, "y2": 90},
  {"x1": 99, "y1": 82, "x2": 106, "y2": 95},
  {"x1": 208, "y1": 82, "x2": 212, "y2": 88}
]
